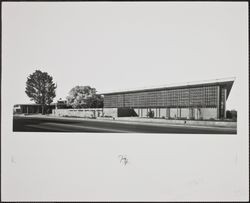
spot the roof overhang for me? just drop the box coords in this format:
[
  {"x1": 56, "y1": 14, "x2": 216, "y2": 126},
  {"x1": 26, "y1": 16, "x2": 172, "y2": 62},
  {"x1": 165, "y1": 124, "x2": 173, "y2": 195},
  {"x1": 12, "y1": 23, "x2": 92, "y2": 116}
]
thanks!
[{"x1": 101, "y1": 77, "x2": 235, "y2": 98}]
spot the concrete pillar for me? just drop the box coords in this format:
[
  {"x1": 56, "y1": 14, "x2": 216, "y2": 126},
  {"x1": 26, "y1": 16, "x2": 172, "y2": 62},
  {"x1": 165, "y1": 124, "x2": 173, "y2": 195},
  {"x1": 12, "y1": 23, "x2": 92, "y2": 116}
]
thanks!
[
  {"x1": 188, "y1": 108, "x2": 192, "y2": 119},
  {"x1": 224, "y1": 88, "x2": 227, "y2": 119},
  {"x1": 217, "y1": 86, "x2": 220, "y2": 119},
  {"x1": 166, "y1": 108, "x2": 170, "y2": 118}
]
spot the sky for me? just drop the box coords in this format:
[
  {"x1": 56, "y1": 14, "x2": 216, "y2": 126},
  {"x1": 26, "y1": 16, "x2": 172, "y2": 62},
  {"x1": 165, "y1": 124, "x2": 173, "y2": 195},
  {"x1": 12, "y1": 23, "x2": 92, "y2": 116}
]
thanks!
[{"x1": 2, "y1": 2, "x2": 248, "y2": 110}]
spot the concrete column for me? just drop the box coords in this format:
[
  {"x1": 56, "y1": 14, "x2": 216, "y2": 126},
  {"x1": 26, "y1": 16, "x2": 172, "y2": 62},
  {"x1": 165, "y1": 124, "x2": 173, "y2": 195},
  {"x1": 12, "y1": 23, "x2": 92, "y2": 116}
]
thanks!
[
  {"x1": 189, "y1": 108, "x2": 192, "y2": 119},
  {"x1": 224, "y1": 88, "x2": 227, "y2": 119},
  {"x1": 166, "y1": 108, "x2": 170, "y2": 118},
  {"x1": 217, "y1": 86, "x2": 220, "y2": 119}
]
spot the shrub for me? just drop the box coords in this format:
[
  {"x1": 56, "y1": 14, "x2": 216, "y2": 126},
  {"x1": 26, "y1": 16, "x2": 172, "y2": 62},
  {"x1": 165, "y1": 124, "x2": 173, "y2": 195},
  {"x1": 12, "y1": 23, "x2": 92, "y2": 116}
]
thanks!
[
  {"x1": 147, "y1": 110, "x2": 154, "y2": 118},
  {"x1": 104, "y1": 115, "x2": 112, "y2": 118},
  {"x1": 232, "y1": 117, "x2": 237, "y2": 122}
]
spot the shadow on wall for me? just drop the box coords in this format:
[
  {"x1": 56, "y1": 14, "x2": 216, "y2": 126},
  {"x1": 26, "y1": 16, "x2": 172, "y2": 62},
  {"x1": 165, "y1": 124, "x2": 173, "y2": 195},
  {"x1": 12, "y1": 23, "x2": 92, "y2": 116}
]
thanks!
[{"x1": 118, "y1": 108, "x2": 138, "y2": 117}]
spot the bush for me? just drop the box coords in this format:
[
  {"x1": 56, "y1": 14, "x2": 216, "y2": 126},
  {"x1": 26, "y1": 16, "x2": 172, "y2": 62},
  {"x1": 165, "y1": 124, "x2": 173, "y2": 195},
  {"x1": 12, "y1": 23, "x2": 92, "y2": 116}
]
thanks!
[
  {"x1": 232, "y1": 117, "x2": 237, "y2": 122},
  {"x1": 104, "y1": 115, "x2": 113, "y2": 118},
  {"x1": 147, "y1": 110, "x2": 154, "y2": 118}
]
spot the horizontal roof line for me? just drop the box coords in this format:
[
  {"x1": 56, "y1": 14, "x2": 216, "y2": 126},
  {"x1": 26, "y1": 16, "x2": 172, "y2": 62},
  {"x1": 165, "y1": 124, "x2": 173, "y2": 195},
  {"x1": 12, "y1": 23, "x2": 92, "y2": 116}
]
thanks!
[
  {"x1": 14, "y1": 103, "x2": 57, "y2": 106},
  {"x1": 100, "y1": 77, "x2": 236, "y2": 95}
]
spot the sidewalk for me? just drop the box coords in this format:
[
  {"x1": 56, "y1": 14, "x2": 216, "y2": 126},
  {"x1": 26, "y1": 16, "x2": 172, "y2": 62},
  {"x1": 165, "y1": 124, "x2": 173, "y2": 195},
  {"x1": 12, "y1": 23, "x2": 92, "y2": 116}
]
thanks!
[{"x1": 96, "y1": 116, "x2": 236, "y2": 128}]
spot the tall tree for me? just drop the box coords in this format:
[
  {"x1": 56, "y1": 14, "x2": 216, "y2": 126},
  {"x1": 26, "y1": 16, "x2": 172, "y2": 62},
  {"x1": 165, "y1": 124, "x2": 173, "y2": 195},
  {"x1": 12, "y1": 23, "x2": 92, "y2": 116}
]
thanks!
[
  {"x1": 66, "y1": 86, "x2": 103, "y2": 108},
  {"x1": 25, "y1": 70, "x2": 57, "y2": 114}
]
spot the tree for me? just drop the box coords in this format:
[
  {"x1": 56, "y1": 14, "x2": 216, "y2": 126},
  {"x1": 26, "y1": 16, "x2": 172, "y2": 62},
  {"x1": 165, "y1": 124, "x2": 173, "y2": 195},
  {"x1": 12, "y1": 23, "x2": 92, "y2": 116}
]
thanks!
[
  {"x1": 226, "y1": 110, "x2": 232, "y2": 119},
  {"x1": 226, "y1": 109, "x2": 237, "y2": 121},
  {"x1": 66, "y1": 86, "x2": 103, "y2": 108},
  {"x1": 25, "y1": 70, "x2": 56, "y2": 114}
]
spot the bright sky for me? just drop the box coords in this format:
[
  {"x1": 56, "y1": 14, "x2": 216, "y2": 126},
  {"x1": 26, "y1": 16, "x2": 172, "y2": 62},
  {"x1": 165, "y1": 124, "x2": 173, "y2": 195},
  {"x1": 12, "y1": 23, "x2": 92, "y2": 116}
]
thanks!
[{"x1": 2, "y1": 2, "x2": 248, "y2": 110}]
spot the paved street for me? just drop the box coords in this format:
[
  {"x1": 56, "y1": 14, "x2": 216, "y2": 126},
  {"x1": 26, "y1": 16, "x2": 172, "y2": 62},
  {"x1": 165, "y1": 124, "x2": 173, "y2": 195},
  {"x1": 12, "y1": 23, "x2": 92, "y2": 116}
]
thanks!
[{"x1": 13, "y1": 116, "x2": 237, "y2": 134}]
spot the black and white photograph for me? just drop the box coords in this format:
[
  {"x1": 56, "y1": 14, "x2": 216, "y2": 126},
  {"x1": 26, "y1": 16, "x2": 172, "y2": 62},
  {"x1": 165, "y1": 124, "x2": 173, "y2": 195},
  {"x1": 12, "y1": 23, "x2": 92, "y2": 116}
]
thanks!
[
  {"x1": 1, "y1": 1, "x2": 249, "y2": 201},
  {"x1": 13, "y1": 73, "x2": 237, "y2": 134}
]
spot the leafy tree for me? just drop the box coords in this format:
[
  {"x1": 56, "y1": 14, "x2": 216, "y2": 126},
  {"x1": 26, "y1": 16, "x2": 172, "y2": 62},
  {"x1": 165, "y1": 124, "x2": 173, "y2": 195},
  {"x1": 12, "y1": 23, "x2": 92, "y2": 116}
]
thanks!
[
  {"x1": 66, "y1": 86, "x2": 103, "y2": 108},
  {"x1": 85, "y1": 94, "x2": 104, "y2": 108},
  {"x1": 226, "y1": 110, "x2": 232, "y2": 119},
  {"x1": 226, "y1": 109, "x2": 237, "y2": 121},
  {"x1": 25, "y1": 70, "x2": 56, "y2": 114}
]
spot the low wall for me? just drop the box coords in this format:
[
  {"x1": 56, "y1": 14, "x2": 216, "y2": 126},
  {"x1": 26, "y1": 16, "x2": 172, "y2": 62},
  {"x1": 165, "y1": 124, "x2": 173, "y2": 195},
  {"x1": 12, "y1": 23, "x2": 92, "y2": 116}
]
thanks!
[
  {"x1": 52, "y1": 108, "x2": 104, "y2": 118},
  {"x1": 103, "y1": 108, "x2": 118, "y2": 117},
  {"x1": 53, "y1": 108, "x2": 118, "y2": 118}
]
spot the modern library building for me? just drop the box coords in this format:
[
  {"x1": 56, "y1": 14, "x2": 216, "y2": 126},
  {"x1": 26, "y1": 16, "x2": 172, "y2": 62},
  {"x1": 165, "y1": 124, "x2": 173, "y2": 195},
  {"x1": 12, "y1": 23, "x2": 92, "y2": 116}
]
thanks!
[{"x1": 102, "y1": 78, "x2": 235, "y2": 120}]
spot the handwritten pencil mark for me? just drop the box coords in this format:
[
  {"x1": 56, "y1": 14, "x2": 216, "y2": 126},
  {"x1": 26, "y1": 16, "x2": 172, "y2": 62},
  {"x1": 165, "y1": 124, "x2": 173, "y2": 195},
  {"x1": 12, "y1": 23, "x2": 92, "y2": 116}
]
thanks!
[
  {"x1": 118, "y1": 155, "x2": 128, "y2": 166},
  {"x1": 11, "y1": 156, "x2": 16, "y2": 164}
]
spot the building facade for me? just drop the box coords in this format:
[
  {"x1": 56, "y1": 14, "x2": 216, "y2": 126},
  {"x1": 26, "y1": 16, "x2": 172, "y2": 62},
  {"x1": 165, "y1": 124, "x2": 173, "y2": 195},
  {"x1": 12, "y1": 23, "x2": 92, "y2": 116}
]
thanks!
[
  {"x1": 13, "y1": 103, "x2": 56, "y2": 114},
  {"x1": 102, "y1": 78, "x2": 235, "y2": 120}
]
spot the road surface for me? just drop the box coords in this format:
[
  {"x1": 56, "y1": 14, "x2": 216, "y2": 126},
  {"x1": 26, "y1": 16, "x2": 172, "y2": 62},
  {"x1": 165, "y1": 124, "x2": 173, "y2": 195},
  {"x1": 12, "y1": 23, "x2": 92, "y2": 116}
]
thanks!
[{"x1": 13, "y1": 116, "x2": 237, "y2": 134}]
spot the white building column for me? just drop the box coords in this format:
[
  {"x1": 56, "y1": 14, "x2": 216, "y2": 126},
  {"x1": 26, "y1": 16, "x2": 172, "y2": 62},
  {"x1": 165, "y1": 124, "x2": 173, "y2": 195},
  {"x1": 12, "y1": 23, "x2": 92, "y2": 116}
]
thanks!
[{"x1": 223, "y1": 88, "x2": 227, "y2": 119}]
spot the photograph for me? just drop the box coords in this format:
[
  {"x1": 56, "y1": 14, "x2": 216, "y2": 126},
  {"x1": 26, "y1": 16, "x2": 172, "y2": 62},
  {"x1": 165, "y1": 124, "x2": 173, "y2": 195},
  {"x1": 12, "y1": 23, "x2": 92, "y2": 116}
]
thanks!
[
  {"x1": 1, "y1": 1, "x2": 248, "y2": 202},
  {"x1": 13, "y1": 72, "x2": 237, "y2": 134}
]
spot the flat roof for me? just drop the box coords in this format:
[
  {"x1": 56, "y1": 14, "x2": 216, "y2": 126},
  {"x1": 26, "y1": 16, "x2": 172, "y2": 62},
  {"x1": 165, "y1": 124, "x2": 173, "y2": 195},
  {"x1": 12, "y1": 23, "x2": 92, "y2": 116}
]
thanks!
[
  {"x1": 14, "y1": 103, "x2": 57, "y2": 106},
  {"x1": 101, "y1": 77, "x2": 235, "y2": 96}
]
